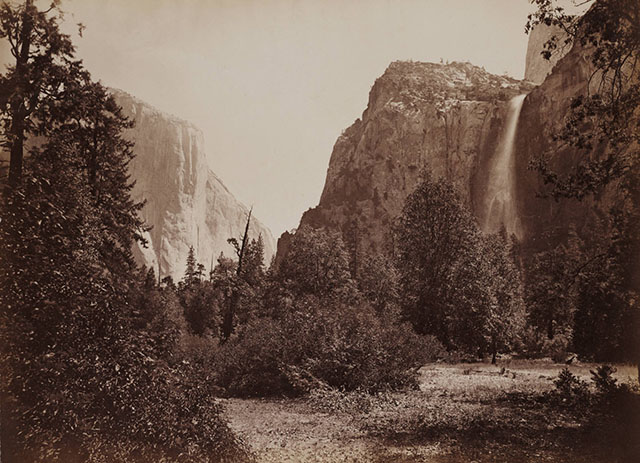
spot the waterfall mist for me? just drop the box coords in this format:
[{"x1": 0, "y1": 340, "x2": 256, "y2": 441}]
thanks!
[{"x1": 483, "y1": 94, "x2": 527, "y2": 239}]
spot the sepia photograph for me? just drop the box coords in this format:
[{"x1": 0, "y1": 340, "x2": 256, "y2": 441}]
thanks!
[{"x1": 0, "y1": 0, "x2": 639, "y2": 461}]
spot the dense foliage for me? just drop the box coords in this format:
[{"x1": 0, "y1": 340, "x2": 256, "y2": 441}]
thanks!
[
  {"x1": 212, "y1": 226, "x2": 436, "y2": 396},
  {"x1": 393, "y1": 176, "x2": 525, "y2": 361},
  {"x1": 0, "y1": 2, "x2": 248, "y2": 461},
  {"x1": 215, "y1": 301, "x2": 433, "y2": 397},
  {"x1": 527, "y1": 0, "x2": 640, "y2": 199},
  {"x1": 526, "y1": 0, "x2": 640, "y2": 372},
  {"x1": 277, "y1": 226, "x2": 354, "y2": 299}
]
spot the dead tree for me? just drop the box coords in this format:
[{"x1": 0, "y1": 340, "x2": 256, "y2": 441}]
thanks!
[{"x1": 221, "y1": 207, "x2": 252, "y2": 342}]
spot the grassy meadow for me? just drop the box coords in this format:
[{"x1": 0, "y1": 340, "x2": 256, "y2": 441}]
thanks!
[{"x1": 225, "y1": 361, "x2": 640, "y2": 463}]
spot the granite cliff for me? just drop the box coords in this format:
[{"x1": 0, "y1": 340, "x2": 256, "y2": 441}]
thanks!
[
  {"x1": 524, "y1": 24, "x2": 570, "y2": 85},
  {"x1": 515, "y1": 38, "x2": 614, "y2": 249},
  {"x1": 291, "y1": 61, "x2": 532, "y2": 257},
  {"x1": 510, "y1": 15, "x2": 630, "y2": 253},
  {"x1": 283, "y1": 25, "x2": 614, "y2": 262},
  {"x1": 111, "y1": 90, "x2": 275, "y2": 281}
]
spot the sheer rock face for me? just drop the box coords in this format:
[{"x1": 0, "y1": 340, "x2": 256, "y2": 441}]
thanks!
[
  {"x1": 516, "y1": 39, "x2": 608, "y2": 249},
  {"x1": 292, "y1": 61, "x2": 532, "y2": 256},
  {"x1": 524, "y1": 24, "x2": 570, "y2": 85},
  {"x1": 112, "y1": 90, "x2": 275, "y2": 281},
  {"x1": 288, "y1": 38, "x2": 614, "y2": 264},
  {"x1": 517, "y1": 32, "x2": 637, "y2": 282}
]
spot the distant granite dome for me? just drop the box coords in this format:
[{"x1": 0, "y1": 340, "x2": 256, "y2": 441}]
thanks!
[{"x1": 111, "y1": 89, "x2": 276, "y2": 281}]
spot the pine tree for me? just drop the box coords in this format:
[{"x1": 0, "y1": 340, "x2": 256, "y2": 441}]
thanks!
[
  {"x1": 240, "y1": 235, "x2": 266, "y2": 287},
  {"x1": 143, "y1": 266, "x2": 156, "y2": 289},
  {"x1": 182, "y1": 245, "x2": 198, "y2": 287},
  {"x1": 221, "y1": 209, "x2": 253, "y2": 340},
  {"x1": 0, "y1": 0, "x2": 78, "y2": 189},
  {"x1": 0, "y1": 3, "x2": 245, "y2": 460}
]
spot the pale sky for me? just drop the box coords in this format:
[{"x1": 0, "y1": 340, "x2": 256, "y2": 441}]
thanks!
[{"x1": 4, "y1": 0, "x2": 543, "y2": 237}]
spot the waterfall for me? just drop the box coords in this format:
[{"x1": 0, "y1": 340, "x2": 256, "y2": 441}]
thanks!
[{"x1": 483, "y1": 94, "x2": 527, "y2": 239}]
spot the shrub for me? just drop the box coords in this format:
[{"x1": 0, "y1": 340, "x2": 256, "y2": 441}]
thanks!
[
  {"x1": 550, "y1": 368, "x2": 590, "y2": 406},
  {"x1": 299, "y1": 304, "x2": 429, "y2": 391},
  {"x1": 545, "y1": 334, "x2": 572, "y2": 363},
  {"x1": 215, "y1": 300, "x2": 435, "y2": 397},
  {"x1": 421, "y1": 335, "x2": 448, "y2": 362},
  {"x1": 2, "y1": 328, "x2": 250, "y2": 463},
  {"x1": 516, "y1": 326, "x2": 572, "y2": 361},
  {"x1": 215, "y1": 318, "x2": 294, "y2": 397},
  {"x1": 590, "y1": 365, "x2": 618, "y2": 395},
  {"x1": 515, "y1": 325, "x2": 545, "y2": 358}
]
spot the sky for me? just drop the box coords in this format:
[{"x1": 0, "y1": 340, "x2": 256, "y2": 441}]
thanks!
[{"x1": 3, "y1": 0, "x2": 543, "y2": 237}]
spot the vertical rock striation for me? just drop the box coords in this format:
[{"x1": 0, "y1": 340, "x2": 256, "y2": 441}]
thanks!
[{"x1": 112, "y1": 90, "x2": 275, "y2": 281}]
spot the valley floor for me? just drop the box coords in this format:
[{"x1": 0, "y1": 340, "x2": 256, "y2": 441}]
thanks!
[{"x1": 224, "y1": 361, "x2": 639, "y2": 463}]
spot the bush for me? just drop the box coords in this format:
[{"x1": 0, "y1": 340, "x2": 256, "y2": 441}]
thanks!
[
  {"x1": 300, "y1": 304, "x2": 430, "y2": 391},
  {"x1": 215, "y1": 300, "x2": 435, "y2": 397},
  {"x1": 2, "y1": 327, "x2": 250, "y2": 463},
  {"x1": 549, "y1": 368, "x2": 590, "y2": 406},
  {"x1": 421, "y1": 335, "x2": 448, "y2": 362},
  {"x1": 590, "y1": 365, "x2": 618, "y2": 394},
  {"x1": 546, "y1": 334, "x2": 572, "y2": 363},
  {"x1": 516, "y1": 326, "x2": 572, "y2": 361},
  {"x1": 215, "y1": 318, "x2": 294, "y2": 397}
]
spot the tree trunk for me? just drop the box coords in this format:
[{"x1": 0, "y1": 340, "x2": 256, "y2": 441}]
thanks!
[
  {"x1": 7, "y1": 0, "x2": 34, "y2": 188},
  {"x1": 236, "y1": 208, "x2": 252, "y2": 277},
  {"x1": 221, "y1": 209, "x2": 252, "y2": 343},
  {"x1": 8, "y1": 117, "x2": 25, "y2": 187},
  {"x1": 491, "y1": 339, "x2": 497, "y2": 365},
  {"x1": 221, "y1": 293, "x2": 236, "y2": 342}
]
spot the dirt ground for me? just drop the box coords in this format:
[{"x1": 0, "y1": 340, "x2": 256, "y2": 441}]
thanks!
[{"x1": 223, "y1": 361, "x2": 639, "y2": 463}]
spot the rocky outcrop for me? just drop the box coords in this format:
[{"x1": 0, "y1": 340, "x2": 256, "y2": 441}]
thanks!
[
  {"x1": 112, "y1": 90, "x2": 275, "y2": 281},
  {"x1": 291, "y1": 61, "x2": 532, "y2": 256},
  {"x1": 524, "y1": 24, "x2": 570, "y2": 84}
]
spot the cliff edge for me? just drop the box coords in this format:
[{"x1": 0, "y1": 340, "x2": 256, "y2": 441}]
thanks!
[{"x1": 112, "y1": 90, "x2": 276, "y2": 280}]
